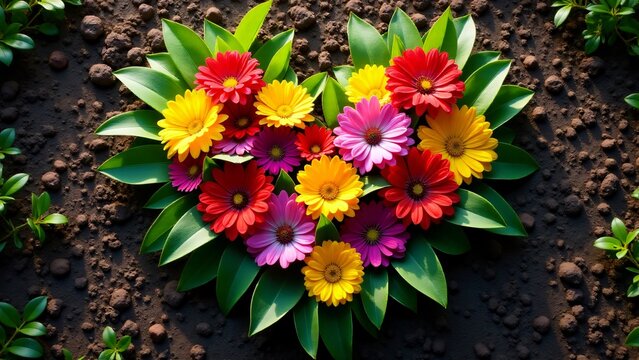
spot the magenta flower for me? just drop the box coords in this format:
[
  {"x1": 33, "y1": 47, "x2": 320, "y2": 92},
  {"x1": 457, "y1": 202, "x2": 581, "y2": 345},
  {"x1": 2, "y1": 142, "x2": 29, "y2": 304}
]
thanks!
[
  {"x1": 333, "y1": 96, "x2": 414, "y2": 174},
  {"x1": 213, "y1": 135, "x2": 256, "y2": 156},
  {"x1": 341, "y1": 201, "x2": 409, "y2": 267},
  {"x1": 245, "y1": 191, "x2": 316, "y2": 268},
  {"x1": 168, "y1": 155, "x2": 205, "y2": 192},
  {"x1": 252, "y1": 126, "x2": 301, "y2": 175}
]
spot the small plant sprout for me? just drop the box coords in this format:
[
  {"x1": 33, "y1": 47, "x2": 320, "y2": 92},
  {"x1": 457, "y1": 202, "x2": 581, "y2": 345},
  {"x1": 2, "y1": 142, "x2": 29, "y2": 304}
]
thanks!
[
  {"x1": 594, "y1": 217, "x2": 639, "y2": 296},
  {"x1": 99, "y1": 326, "x2": 131, "y2": 360},
  {"x1": 0, "y1": 296, "x2": 48, "y2": 359}
]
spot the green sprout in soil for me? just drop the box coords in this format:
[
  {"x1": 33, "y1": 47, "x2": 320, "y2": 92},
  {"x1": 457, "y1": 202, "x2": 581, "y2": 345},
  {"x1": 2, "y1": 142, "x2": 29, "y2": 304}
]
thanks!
[
  {"x1": 0, "y1": 296, "x2": 48, "y2": 359},
  {"x1": 626, "y1": 93, "x2": 639, "y2": 108},
  {"x1": 97, "y1": 326, "x2": 131, "y2": 360},
  {"x1": 0, "y1": 0, "x2": 82, "y2": 66}
]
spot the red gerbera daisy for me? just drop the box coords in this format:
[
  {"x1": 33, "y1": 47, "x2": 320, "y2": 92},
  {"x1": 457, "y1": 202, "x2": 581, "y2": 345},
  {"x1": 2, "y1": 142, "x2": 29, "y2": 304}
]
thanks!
[
  {"x1": 197, "y1": 161, "x2": 274, "y2": 240},
  {"x1": 195, "y1": 51, "x2": 265, "y2": 105},
  {"x1": 380, "y1": 148, "x2": 460, "y2": 230},
  {"x1": 220, "y1": 101, "x2": 261, "y2": 139},
  {"x1": 295, "y1": 125, "x2": 335, "y2": 161},
  {"x1": 385, "y1": 48, "x2": 464, "y2": 116}
]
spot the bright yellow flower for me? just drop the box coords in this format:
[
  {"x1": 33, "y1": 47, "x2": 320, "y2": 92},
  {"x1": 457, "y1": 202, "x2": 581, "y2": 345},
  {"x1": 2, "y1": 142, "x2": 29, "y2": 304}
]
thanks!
[
  {"x1": 302, "y1": 241, "x2": 364, "y2": 306},
  {"x1": 158, "y1": 89, "x2": 227, "y2": 162},
  {"x1": 417, "y1": 105, "x2": 498, "y2": 185},
  {"x1": 345, "y1": 64, "x2": 391, "y2": 105},
  {"x1": 295, "y1": 155, "x2": 363, "y2": 221},
  {"x1": 254, "y1": 80, "x2": 314, "y2": 128}
]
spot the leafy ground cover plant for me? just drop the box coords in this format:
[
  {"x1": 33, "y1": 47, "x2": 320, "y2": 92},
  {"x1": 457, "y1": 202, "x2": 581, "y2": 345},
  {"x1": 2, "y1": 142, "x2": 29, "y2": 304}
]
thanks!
[
  {"x1": 0, "y1": 296, "x2": 48, "y2": 359},
  {"x1": 0, "y1": 0, "x2": 82, "y2": 66},
  {"x1": 626, "y1": 93, "x2": 639, "y2": 108},
  {"x1": 95, "y1": 3, "x2": 537, "y2": 359},
  {"x1": 552, "y1": 0, "x2": 639, "y2": 55},
  {"x1": 0, "y1": 128, "x2": 68, "y2": 251}
]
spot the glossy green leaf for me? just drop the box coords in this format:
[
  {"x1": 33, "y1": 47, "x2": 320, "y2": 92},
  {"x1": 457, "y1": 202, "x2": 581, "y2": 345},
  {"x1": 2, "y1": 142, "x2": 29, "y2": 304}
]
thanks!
[
  {"x1": 447, "y1": 189, "x2": 506, "y2": 229},
  {"x1": 361, "y1": 175, "x2": 389, "y2": 197},
  {"x1": 387, "y1": 8, "x2": 422, "y2": 50},
  {"x1": 116, "y1": 336, "x2": 132, "y2": 352},
  {"x1": 263, "y1": 39, "x2": 292, "y2": 83},
  {"x1": 1, "y1": 173, "x2": 28, "y2": 196},
  {"x1": 146, "y1": 52, "x2": 188, "y2": 86},
  {"x1": 612, "y1": 217, "x2": 628, "y2": 241},
  {"x1": 103, "y1": 326, "x2": 116, "y2": 347},
  {"x1": 178, "y1": 240, "x2": 226, "y2": 291},
  {"x1": 1, "y1": 33, "x2": 34, "y2": 50},
  {"x1": 629, "y1": 282, "x2": 639, "y2": 297},
  {"x1": 392, "y1": 238, "x2": 447, "y2": 307},
  {"x1": 633, "y1": 187, "x2": 639, "y2": 200},
  {"x1": 274, "y1": 170, "x2": 296, "y2": 194},
  {"x1": 7, "y1": 338, "x2": 43, "y2": 358},
  {"x1": 114, "y1": 67, "x2": 186, "y2": 113},
  {"x1": 625, "y1": 93, "x2": 639, "y2": 109},
  {"x1": 554, "y1": 5, "x2": 571, "y2": 26},
  {"x1": 423, "y1": 8, "x2": 457, "y2": 59},
  {"x1": 37, "y1": 23, "x2": 58, "y2": 36},
  {"x1": 469, "y1": 182, "x2": 527, "y2": 237},
  {"x1": 0, "y1": 302, "x2": 21, "y2": 328},
  {"x1": 160, "y1": 205, "x2": 218, "y2": 265},
  {"x1": 42, "y1": 213, "x2": 67, "y2": 225},
  {"x1": 7, "y1": 1, "x2": 30, "y2": 11},
  {"x1": 293, "y1": 297, "x2": 319, "y2": 359},
  {"x1": 22, "y1": 296, "x2": 47, "y2": 322},
  {"x1": 161, "y1": 19, "x2": 211, "y2": 85},
  {"x1": 360, "y1": 268, "x2": 388, "y2": 329},
  {"x1": 321, "y1": 77, "x2": 349, "y2": 128},
  {"x1": 0, "y1": 128, "x2": 16, "y2": 148},
  {"x1": 389, "y1": 271, "x2": 417, "y2": 312},
  {"x1": 141, "y1": 195, "x2": 198, "y2": 253},
  {"x1": 483, "y1": 143, "x2": 539, "y2": 180},
  {"x1": 348, "y1": 13, "x2": 390, "y2": 68},
  {"x1": 460, "y1": 60, "x2": 511, "y2": 115},
  {"x1": 284, "y1": 66, "x2": 298, "y2": 84},
  {"x1": 210, "y1": 153, "x2": 253, "y2": 164},
  {"x1": 98, "y1": 144, "x2": 170, "y2": 185},
  {"x1": 249, "y1": 268, "x2": 305, "y2": 336},
  {"x1": 351, "y1": 296, "x2": 379, "y2": 337},
  {"x1": 254, "y1": 30, "x2": 295, "y2": 71},
  {"x1": 333, "y1": 65, "x2": 354, "y2": 88},
  {"x1": 453, "y1": 15, "x2": 476, "y2": 69},
  {"x1": 461, "y1": 51, "x2": 501, "y2": 80},
  {"x1": 390, "y1": 34, "x2": 406, "y2": 58},
  {"x1": 0, "y1": 44, "x2": 13, "y2": 66},
  {"x1": 234, "y1": 0, "x2": 272, "y2": 51},
  {"x1": 204, "y1": 20, "x2": 244, "y2": 54},
  {"x1": 626, "y1": 326, "x2": 639, "y2": 346},
  {"x1": 484, "y1": 85, "x2": 534, "y2": 129},
  {"x1": 216, "y1": 241, "x2": 260, "y2": 315},
  {"x1": 426, "y1": 221, "x2": 470, "y2": 255},
  {"x1": 96, "y1": 110, "x2": 162, "y2": 141},
  {"x1": 300, "y1": 72, "x2": 327, "y2": 100},
  {"x1": 315, "y1": 214, "x2": 339, "y2": 243},
  {"x1": 144, "y1": 183, "x2": 182, "y2": 209},
  {"x1": 319, "y1": 304, "x2": 353, "y2": 360},
  {"x1": 493, "y1": 126, "x2": 516, "y2": 144},
  {"x1": 19, "y1": 321, "x2": 47, "y2": 336}
]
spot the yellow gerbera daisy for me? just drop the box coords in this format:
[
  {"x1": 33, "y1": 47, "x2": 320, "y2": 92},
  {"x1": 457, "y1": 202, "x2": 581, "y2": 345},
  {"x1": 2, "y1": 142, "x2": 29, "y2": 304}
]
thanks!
[
  {"x1": 254, "y1": 80, "x2": 314, "y2": 128},
  {"x1": 295, "y1": 155, "x2": 363, "y2": 221},
  {"x1": 302, "y1": 241, "x2": 364, "y2": 306},
  {"x1": 158, "y1": 89, "x2": 228, "y2": 162},
  {"x1": 345, "y1": 64, "x2": 391, "y2": 105},
  {"x1": 417, "y1": 105, "x2": 498, "y2": 185}
]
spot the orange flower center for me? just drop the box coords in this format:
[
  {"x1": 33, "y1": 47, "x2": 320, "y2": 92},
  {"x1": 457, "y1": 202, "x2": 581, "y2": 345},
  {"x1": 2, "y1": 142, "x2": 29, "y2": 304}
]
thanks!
[
  {"x1": 270, "y1": 145, "x2": 284, "y2": 160},
  {"x1": 319, "y1": 182, "x2": 339, "y2": 200},
  {"x1": 310, "y1": 144, "x2": 322, "y2": 154},
  {"x1": 188, "y1": 165, "x2": 199, "y2": 177},
  {"x1": 223, "y1": 77, "x2": 238, "y2": 88},
  {"x1": 445, "y1": 137, "x2": 465, "y2": 157},
  {"x1": 419, "y1": 78, "x2": 432, "y2": 91},
  {"x1": 235, "y1": 116, "x2": 250, "y2": 129},
  {"x1": 364, "y1": 227, "x2": 381, "y2": 244},
  {"x1": 324, "y1": 263, "x2": 342, "y2": 283},
  {"x1": 276, "y1": 105, "x2": 293, "y2": 118},
  {"x1": 275, "y1": 224, "x2": 294, "y2": 244},
  {"x1": 187, "y1": 120, "x2": 203, "y2": 135},
  {"x1": 231, "y1": 192, "x2": 248, "y2": 209},
  {"x1": 364, "y1": 127, "x2": 382, "y2": 145}
]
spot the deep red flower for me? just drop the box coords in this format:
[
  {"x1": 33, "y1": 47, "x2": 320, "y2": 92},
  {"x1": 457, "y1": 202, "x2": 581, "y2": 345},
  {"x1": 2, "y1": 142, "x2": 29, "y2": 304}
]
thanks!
[
  {"x1": 195, "y1": 51, "x2": 265, "y2": 105},
  {"x1": 385, "y1": 48, "x2": 464, "y2": 116},
  {"x1": 220, "y1": 101, "x2": 261, "y2": 139},
  {"x1": 380, "y1": 148, "x2": 460, "y2": 230},
  {"x1": 197, "y1": 161, "x2": 274, "y2": 240},
  {"x1": 295, "y1": 125, "x2": 336, "y2": 161}
]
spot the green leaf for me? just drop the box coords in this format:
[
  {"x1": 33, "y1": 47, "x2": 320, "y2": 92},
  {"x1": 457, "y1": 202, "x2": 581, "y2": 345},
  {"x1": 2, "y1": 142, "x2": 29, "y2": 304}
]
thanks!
[
  {"x1": 626, "y1": 326, "x2": 639, "y2": 346},
  {"x1": 141, "y1": 195, "x2": 198, "y2": 253},
  {"x1": 625, "y1": 93, "x2": 639, "y2": 109},
  {"x1": 146, "y1": 52, "x2": 188, "y2": 86},
  {"x1": 319, "y1": 304, "x2": 352, "y2": 360},
  {"x1": 483, "y1": 85, "x2": 534, "y2": 130},
  {"x1": 390, "y1": 35, "x2": 406, "y2": 58},
  {"x1": 388, "y1": 271, "x2": 417, "y2": 312},
  {"x1": 293, "y1": 297, "x2": 319, "y2": 359},
  {"x1": 37, "y1": 23, "x2": 58, "y2": 36},
  {"x1": 216, "y1": 241, "x2": 260, "y2": 314},
  {"x1": 274, "y1": 170, "x2": 296, "y2": 194},
  {"x1": 1, "y1": 173, "x2": 28, "y2": 196},
  {"x1": 116, "y1": 336, "x2": 132, "y2": 352},
  {"x1": 459, "y1": 60, "x2": 511, "y2": 115},
  {"x1": 0, "y1": 128, "x2": 16, "y2": 148},
  {"x1": 98, "y1": 350, "x2": 114, "y2": 360},
  {"x1": 333, "y1": 65, "x2": 354, "y2": 88},
  {"x1": 210, "y1": 153, "x2": 253, "y2": 164},
  {"x1": 453, "y1": 15, "x2": 476, "y2": 69},
  {"x1": 0, "y1": 302, "x2": 20, "y2": 328},
  {"x1": 114, "y1": 67, "x2": 186, "y2": 113},
  {"x1": 483, "y1": 143, "x2": 539, "y2": 180},
  {"x1": 1, "y1": 33, "x2": 34, "y2": 50},
  {"x1": 633, "y1": 187, "x2": 639, "y2": 200},
  {"x1": 7, "y1": 338, "x2": 43, "y2": 358},
  {"x1": 627, "y1": 229, "x2": 639, "y2": 244},
  {"x1": 263, "y1": 40, "x2": 292, "y2": 83},
  {"x1": 161, "y1": 19, "x2": 211, "y2": 85},
  {"x1": 469, "y1": 182, "x2": 527, "y2": 237},
  {"x1": 426, "y1": 222, "x2": 470, "y2": 255},
  {"x1": 253, "y1": 29, "x2": 295, "y2": 71},
  {"x1": 554, "y1": 5, "x2": 572, "y2": 27},
  {"x1": 617, "y1": 248, "x2": 629, "y2": 259},
  {"x1": 159, "y1": 205, "x2": 218, "y2": 265},
  {"x1": 629, "y1": 282, "x2": 639, "y2": 297},
  {"x1": 204, "y1": 20, "x2": 244, "y2": 54},
  {"x1": 42, "y1": 213, "x2": 68, "y2": 225},
  {"x1": 392, "y1": 237, "x2": 447, "y2": 307},
  {"x1": 612, "y1": 217, "x2": 628, "y2": 241},
  {"x1": 447, "y1": 189, "x2": 506, "y2": 229},
  {"x1": 0, "y1": 43, "x2": 13, "y2": 66},
  {"x1": 461, "y1": 51, "x2": 501, "y2": 81},
  {"x1": 249, "y1": 268, "x2": 305, "y2": 336},
  {"x1": 96, "y1": 110, "x2": 162, "y2": 141},
  {"x1": 177, "y1": 240, "x2": 226, "y2": 291},
  {"x1": 144, "y1": 183, "x2": 182, "y2": 210},
  {"x1": 493, "y1": 125, "x2": 517, "y2": 144},
  {"x1": 387, "y1": 8, "x2": 422, "y2": 50},
  {"x1": 361, "y1": 175, "x2": 389, "y2": 197},
  {"x1": 33, "y1": 192, "x2": 48, "y2": 219},
  {"x1": 22, "y1": 296, "x2": 47, "y2": 322},
  {"x1": 348, "y1": 13, "x2": 390, "y2": 68},
  {"x1": 300, "y1": 72, "x2": 327, "y2": 100},
  {"x1": 360, "y1": 268, "x2": 388, "y2": 329},
  {"x1": 350, "y1": 297, "x2": 378, "y2": 337},
  {"x1": 7, "y1": 1, "x2": 30, "y2": 11},
  {"x1": 103, "y1": 326, "x2": 117, "y2": 348},
  {"x1": 423, "y1": 8, "x2": 457, "y2": 59},
  {"x1": 19, "y1": 321, "x2": 47, "y2": 336},
  {"x1": 321, "y1": 77, "x2": 349, "y2": 128},
  {"x1": 98, "y1": 144, "x2": 170, "y2": 185},
  {"x1": 315, "y1": 214, "x2": 339, "y2": 243},
  {"x1": 234, "y1": 0, "x2": 272, "y2": 51}
]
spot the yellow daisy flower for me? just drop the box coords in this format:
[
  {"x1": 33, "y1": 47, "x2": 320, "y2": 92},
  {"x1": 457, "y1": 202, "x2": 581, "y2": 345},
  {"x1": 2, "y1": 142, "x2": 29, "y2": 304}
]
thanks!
[
  {"x1": 302, "y1": 241, "x2": 364, "y2": 307},
  {"x1": 345, "y1": 64, "x2": 391, "y2": 105},
  {"x1": 295, "y1": 155, "x2": 363, "y2": 221},
  {"x1": 417, "y1": 105, "x2": 498, "y2": 185},
  {"x1": 158, "y1": 89, "x2": 227, "y2": 162},
  {"x1": 254, "y1": 80, "x2": 314, "y2": 128}
]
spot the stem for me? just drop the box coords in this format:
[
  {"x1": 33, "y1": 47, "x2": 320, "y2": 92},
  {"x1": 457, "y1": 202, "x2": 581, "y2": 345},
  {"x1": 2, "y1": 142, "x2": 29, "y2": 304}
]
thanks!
[
  {"x1": 0, "y1": 322, "x2": 25, "y2": 355},
  {"x1": 0, "y1": 222, "x2": 27, "y2": 243},
  {"x1": 24, "y1": 8, "x2": 42, "y2": 29}
]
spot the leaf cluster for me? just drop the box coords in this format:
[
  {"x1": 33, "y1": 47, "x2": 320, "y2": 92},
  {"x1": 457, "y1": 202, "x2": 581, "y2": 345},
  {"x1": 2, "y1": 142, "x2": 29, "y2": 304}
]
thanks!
[{"x1": 0, "y1": 296, "x2": 47, "y2": 359}]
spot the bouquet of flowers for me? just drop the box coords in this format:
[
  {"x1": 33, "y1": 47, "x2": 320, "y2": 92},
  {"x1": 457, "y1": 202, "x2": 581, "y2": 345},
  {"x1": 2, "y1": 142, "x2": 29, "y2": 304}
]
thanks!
[{"x1": 96, "y1": 2, "x2": 537, "y2": 358}]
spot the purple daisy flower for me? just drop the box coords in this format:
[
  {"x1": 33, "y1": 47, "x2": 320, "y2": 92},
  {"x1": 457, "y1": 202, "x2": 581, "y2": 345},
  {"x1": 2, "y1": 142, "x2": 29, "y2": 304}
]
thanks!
[
  {"x1": 341, "y1": 201, "x2": 409, "y2": 267},
  {"x1": 213, "y1": 135, "x2": 256, "y2": 155},
  {"x1": 168, "y1": 155, "x2": 205, "y2": 192},
  {"x1": 333, "y1": 96, "x2": 414, "y2": 174},
  {"x1": 252, "y1": 126, "x2": 301, "y2": 175},
  {"x1": 245, "y1": 191, "x2": 316, "y2": 268}
]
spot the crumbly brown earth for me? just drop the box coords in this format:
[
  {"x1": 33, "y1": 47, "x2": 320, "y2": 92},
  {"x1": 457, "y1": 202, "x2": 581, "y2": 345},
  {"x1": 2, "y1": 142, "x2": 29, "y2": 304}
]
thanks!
[{"x1": 0, "y1": 0, "x2": 638, "y2": 359}]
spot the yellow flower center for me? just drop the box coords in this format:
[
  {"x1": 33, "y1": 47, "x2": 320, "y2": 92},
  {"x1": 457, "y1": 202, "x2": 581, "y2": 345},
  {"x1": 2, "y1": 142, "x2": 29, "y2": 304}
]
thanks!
[
  {"x1": 324, "y1": 263, "x2": 342, "y2": 283},
  {"x1": 319, "y1": 182, "x2": 339, "y2": 201},
  {"x1": 408, "y1": 180, "x2": 427, "y2": 200},
  {"x1": 365, "y1": 227, "x2": 381, "y2": 244},
  {"x1": 310, "y1": 144, "x2": 322, "y2": 154},
  {"x1": 187, "y1": 119, "x2": 203, "y2": 135},
  {"x1": 445, "y1": 137, "x2": 465, "y2": 157},
  {"x1": 270, "y1": 145, "x2": 284, "y2": 160},
  {"x1": 231, "y1": 192, "x2": 248, "y2": 209},
  {"x1": 235, "y1": 117, "x2": 250, "y2": 128},
  {"x1": 276, "y1": 105, "x2": 293, "y2": 118},
  {"x1": 364, "y1": 127, "x2": 382, "y2": 145},
  {"x1": 275, "y1": 224, "x2": 294, "y2": 244},
  {"x1": 419, "y1": 78, "x2": 432, "y2": 92},
  {"x1": 368, "y1": 89, "x2": 382, "y2": 98},
  {"x1": 223, "y1": 77, "x2": 238, "y2": 88},
  {"x1": 188, "y1": 165, "x2": 199, "y2": 177}
]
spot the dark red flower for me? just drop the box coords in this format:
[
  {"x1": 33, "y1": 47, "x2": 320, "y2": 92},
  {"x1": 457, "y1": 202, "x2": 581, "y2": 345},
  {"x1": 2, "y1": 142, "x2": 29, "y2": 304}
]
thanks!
[
  {"x1": 385, "y1": 48, "x2": 464, "y2": 116},
  {"x1": 380, "y1": 148, "x2": 459, "y2": 229},
  {"x1": 220, "y1": 101, "x2": 261, "y2": 139},
  {"x1": 294, "y1": 125, "x2": 335, "y2": 162},
  {"x1": 197, "y1": 161, "x2": 274, "y2": 240}
]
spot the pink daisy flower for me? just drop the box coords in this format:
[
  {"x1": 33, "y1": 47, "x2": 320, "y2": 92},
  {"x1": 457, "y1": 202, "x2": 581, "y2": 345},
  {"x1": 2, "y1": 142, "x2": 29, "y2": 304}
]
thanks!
[
  {"x1": 341, "y1": 201, "x2": 409, "y2": 267},
  {"x1": 333, "y1": 96, "x2": 414, "y2": 174},
  {"x1": 245, "y1": 191, "x2": 316, "y2": 268},
  {"x1": 252, "y1": 127, "x2": 301, "y2": 175},
  {"x1": 213, "y1": 135, "x2": 256, "y2": 156},
  {"x1": 168, "y1": 155, "x2": 205, "y2": 192}
]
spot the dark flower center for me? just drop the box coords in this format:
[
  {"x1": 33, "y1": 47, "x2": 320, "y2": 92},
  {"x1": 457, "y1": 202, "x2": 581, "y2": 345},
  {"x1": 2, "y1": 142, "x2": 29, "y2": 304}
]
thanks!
[
  {"x1": 407, "y1": 180, "x2": 427, "y2": 200},
  {"x1": 364, "y1": 127, "x2": 382, "y2": 145},
  {"x1": 275, "y1": 224, "x2": 295, "y2": 244},
  {"x1": 269, "y1": 145, "x2": 284, "y2": 161},
  {"x1": 235, "y1": 117, "x2": 250, "y2": 129},
  {"x1": 417, "y1": 76, "x2": 433, "y2": 94},
  {"x1": 319, "y1": 182, "x2": 339, "y2": 200},
  {"x1": 364, "y1": 226, "x2": 382, "y2": 245},
  {"x1": 445, "y1": 137, "x2": 465, "y2": 157},
  {"x1": 324, "y1": 263, "x2": 342, "y2": 283},
  {"x1": 231, "y1": 191, "x2": 249, "y2": 209},
  {"x1": 187, "y1": 165, "x2": 200, "y2": 177}
]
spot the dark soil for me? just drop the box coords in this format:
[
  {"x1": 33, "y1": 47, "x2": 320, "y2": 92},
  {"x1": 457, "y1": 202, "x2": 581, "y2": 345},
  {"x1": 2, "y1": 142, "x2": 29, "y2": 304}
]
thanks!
[{"x1": 1, "y1": 0, "x2": 638, "y2": 359}]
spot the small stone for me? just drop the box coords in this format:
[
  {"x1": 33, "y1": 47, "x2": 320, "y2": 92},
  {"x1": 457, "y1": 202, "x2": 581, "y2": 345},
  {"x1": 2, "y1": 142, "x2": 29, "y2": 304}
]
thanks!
[
  {"x1": 46, "y1": 298, "x2": 64, "y2": 318},
  {"x1": 162, "y1": 280, "x2": 185, "y2": 308},
  {"x1": 205, "y1": 6, "x2": 223, "y2": 24},
  {"x1": 121, "y1": 320, "x2": 140, "y2": 337},
  {"x1": 522, "y1": 55, "x2": 538, "y2": 70},
  {"x1": 190, "y1": 345, "x2": 206, "y2": 360},
  {"x1": 558, "y1": 262, "x2": 583, "y2": 286},
  {"x1": 559, "y1": 313, "x2": 578, "y2": 334},
  {"x1": 0, "y1": 107, "x2": 18, "y2": 123},
  {"x1": 195, "y1": 322, "x2": 213, "y2": 337},
  {"x1": 563, "y1": 195, "x2": 582, "y2": 217},
  {"x1": 519, "y1": 213, "x2": 535, "y2": 231},
  {"x1": 344, "y1": 0, "x2": 364, "y2": 16},
  {"x1": 50, "y1": 258, "x2": 70, "y2": 278},
  {"x1": 411, "y1": 13, "x2": 428, "y2": 29},
  {"x1": 109, "y1": 288, "x2": 131, "y2": 310},
  {"x1": 474, "y1": 342, "x2": 491, "y2": 359},
  {"x1": 318, "y1": 51, "x2": 331, "y2": 71},
  {"x1": 544, "y1": 75, "x2": 564, "y2": 94},
  {"x1": 597, "y1": 203, "x2": 611, "y2": 215},
  {"x1": 288, "y1": 6, "x2": 316, "y2": 30},
  {"x1": 579, "y1": 56, "x2": 604, "y2": 77},
  {"x1": 599, "y1": 173, "x2": 619, "y2": 198},
  {"x1": 590, "y1": 263, "x2": 605, "y2": 276},
  {"x1": 89, "y1": 64, "x2": 115, "y2": 87},
  {"x1": 601, "y1": 139, "x2": 616, "y2": 151},
  {"x1": 149, "y1": 324, "x2": 167, "y2": 343},
  {"x1": 127, "y1": 47, "x2": 146, "y2": 66},
  {"x1": 532, "y1": 316, "x2": 550, "y2": 334},
  {"x1": 74, "y1": 277, "x2": 87, "y2": 289},
  {"x1": 48, "y1": 51, "x2": 68, "y2": 71},
  {"x1": 503, "y1": 314, "x2": 519, "y2": 329},
  {"x1": 80, "y1": 15, "x2": 104, "y2": 41},
  {"x1": 139, "y1": 4, "x2": 155, "y2": 21},
  {"x1": 88, "y1": 139, "x2": 108, "y2": 152},
  {"x1": 565, "y1": 289, "x2": 584, "y2": 304},
  {"x1": 41, "y1": 171, "x2": 61, "y2": 191},
  {"x1": 53, "y1": 160, "x2": 67, "y2": 172}
]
